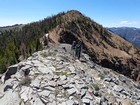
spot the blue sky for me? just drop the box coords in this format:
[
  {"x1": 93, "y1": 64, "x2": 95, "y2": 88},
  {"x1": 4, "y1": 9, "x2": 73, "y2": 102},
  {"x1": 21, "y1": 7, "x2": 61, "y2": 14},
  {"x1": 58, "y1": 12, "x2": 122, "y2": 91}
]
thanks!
[{"x1": 0, "y1": 0, "x2": 140, "y2": 28}]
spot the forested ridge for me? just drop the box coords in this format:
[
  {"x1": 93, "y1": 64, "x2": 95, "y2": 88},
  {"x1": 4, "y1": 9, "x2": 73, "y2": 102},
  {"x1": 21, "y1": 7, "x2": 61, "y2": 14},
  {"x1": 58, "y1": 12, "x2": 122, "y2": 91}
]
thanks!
[
  {"x1": 1, "y1": 10, "x2": 140, "y2": 82},
  {"x1": 0, "y1": 10, "x2": 104, "y2": 73},
  {"x1": 0, "y1": 12, "x2": 65, "y2": 73}
]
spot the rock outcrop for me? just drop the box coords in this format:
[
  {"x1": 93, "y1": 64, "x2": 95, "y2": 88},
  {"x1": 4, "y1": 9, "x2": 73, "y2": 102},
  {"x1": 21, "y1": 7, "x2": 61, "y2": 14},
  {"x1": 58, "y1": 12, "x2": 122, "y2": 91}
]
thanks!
[{"x1": 0, "y1": 44, "x2": 140, "y2": 105}]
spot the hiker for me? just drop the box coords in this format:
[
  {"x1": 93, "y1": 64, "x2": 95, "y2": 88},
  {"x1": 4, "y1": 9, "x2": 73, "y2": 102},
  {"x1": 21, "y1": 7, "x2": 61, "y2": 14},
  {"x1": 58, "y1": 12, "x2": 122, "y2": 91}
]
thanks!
[
  {"x1": 75, "y1": 41, "x2": 83, "y2": 59},
  {"x1": 71, "y1": 41, "x2": 76, "y2": 57}
]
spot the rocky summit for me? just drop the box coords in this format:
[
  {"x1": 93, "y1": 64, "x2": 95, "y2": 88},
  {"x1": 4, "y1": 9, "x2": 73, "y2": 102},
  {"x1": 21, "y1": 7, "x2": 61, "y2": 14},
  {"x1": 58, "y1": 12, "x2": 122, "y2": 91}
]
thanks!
[{"x1": 0, "y1": 44, "x2": 140, "y2": 105}]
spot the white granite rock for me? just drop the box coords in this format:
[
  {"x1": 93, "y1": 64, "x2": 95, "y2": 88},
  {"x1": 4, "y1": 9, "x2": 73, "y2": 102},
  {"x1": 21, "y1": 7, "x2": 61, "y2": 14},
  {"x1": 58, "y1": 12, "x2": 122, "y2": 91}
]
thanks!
[
  {"x1": 38, "y1": 90, "x2": 51, "y2": 97},
  {"x1": 0, "y1": 44, "x2": 139, "y2": 105},
  {"x1": 0, "y1": 90, "x2": 20, "y2": 105},
  {"x1": 67, "y1": 87, "x2": 78, "y2": 96},
  {"x1": 20, "y1": 87, "x2": 32, "y2": 102},
  {"x1": 66, "y1": 100, "x2": 75, "y2": 105},
  {"x1": 60, "y1": 75, "x2": 67, "y2": 81}
]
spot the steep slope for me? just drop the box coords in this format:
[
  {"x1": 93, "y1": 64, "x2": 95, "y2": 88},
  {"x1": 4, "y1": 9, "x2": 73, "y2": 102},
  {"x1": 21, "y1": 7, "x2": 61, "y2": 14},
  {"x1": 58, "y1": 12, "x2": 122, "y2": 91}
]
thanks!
[
  {"x1": 48, "y1": 10, "x2": 140, "y2": 81},
  {"x1": 108, "y1": 27, "x2": 140, "y2": 46},
  {"x1": 0, "y1": 10, "x2": 140, "y2": 82},
  {"x1": 0, "y1": 44, "x2": 140, "y2": 105}
]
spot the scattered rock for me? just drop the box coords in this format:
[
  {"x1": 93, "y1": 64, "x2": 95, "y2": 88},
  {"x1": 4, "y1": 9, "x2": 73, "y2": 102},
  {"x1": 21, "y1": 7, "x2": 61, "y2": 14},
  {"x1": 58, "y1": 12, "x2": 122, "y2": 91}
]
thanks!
[
  {"x1": 113, "y1": 85, "x2": 124, "y2": 92},
  {"x1": 82, "y1": 98, "x2": 91, "y2": 105},
  {"x1": 38, "y1": 90, "x2": 51, "y2": 97},
  {"x1": 0, "y1": 44, "x2": 139, "y2": 105},
  {"x1": 60, "y1": 75, "x2": 67, "y2": 81},
  {"x1": 93, "y1": 91, "x2": 100, "y2": 97},
  {"x1": 120, "y1": 99, "x2": 134, "y2": 105},
  {"x1": 67, "y1": 87, "x2": 77, "y2": 96},
  {"x1": 66, "y1": 100, "x2": 75, "y2": 105}
]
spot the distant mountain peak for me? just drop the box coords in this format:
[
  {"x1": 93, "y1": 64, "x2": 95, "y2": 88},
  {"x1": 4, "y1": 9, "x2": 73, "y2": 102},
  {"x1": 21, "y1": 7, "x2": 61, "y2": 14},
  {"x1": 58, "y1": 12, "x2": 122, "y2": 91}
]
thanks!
[{"x1": 108, "y1": 27, "x2": 140, "y2": 46}]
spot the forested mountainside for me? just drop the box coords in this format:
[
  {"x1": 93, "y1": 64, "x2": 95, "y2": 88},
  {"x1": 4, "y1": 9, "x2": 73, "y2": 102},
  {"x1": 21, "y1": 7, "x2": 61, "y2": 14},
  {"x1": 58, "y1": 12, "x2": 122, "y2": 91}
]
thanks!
[
  {"x1": 0, "y1": 12, "x2": 65, "y2": 73},
  {"x1": 108, "y1": 27, "x2": 140, "y2": 46},
  {"x1": 0, "y1": 10, "x2": 140, "y2": 82}
]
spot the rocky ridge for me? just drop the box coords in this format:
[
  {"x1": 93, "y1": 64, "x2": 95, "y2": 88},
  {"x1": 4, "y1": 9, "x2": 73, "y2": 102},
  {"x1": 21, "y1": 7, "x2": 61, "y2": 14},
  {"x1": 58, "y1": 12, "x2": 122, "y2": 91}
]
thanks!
[
  {"x1": 0, "y1": 44, "x2": 140, "y2": 105},
  {"x1": 48, "y1": 10, "x2": 140, "y2": 81}
]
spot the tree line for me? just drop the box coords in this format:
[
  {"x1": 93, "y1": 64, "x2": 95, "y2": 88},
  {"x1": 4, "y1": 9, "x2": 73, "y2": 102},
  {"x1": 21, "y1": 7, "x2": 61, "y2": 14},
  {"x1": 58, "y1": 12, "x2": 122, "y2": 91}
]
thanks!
[{"x1": 0, "y1": 12, "x2": 65, "y2": 73}]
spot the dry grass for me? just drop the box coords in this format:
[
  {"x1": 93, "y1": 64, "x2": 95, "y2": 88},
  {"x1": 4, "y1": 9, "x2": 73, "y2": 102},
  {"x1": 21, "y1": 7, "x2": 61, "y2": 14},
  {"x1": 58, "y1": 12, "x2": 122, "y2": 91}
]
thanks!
[
  {"x1": 89, "y1": 83, "x2": 100, "y2": 91},
  {"x1": 41, "y1": 51, "x2": 56, "y2": 57}
]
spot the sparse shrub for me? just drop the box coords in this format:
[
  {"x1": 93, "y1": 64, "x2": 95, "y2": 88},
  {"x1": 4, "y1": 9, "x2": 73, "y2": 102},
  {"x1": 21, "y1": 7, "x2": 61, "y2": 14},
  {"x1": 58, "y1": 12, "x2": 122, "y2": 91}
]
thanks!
[
  {"x1": 19, "y1": 76, "x2": 31, "y2": 86},
  {"x1": 19, "y1": 99, "x2": 24, "y2": 105},
  {"x1": 54, "y1": 89, "x2": 61, "y2": 97},
  {"x1": 60, "y1": 55, "x2": 69, "y2": 61},
  {"x1": 109, "y1": 92, "x2": 114, "y2": 97},
  {"x1": 98, "y1": 73, "x2": 105, "y2": 79},
  {"x1": 114, "y1": 56, "x2": 119, "y2": 61},
  {"x1": 41, "y1": 51, "x2": 56, "y2": 57},
  {"x1": 55, "y1": 71, "x2": 68, "y2": 76},
  {"x1": 54, "y1": 49, "x2": 58, "y2": 52},
  {"x1": 103, "y1": 71, "x2": 109, "y2": 75},
  {"x1": 63, "y1": 91, "x2": 69, "y2": 98},
  {"x1": 90, "y1": 83, "x2": 100, "y2": 91}
]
